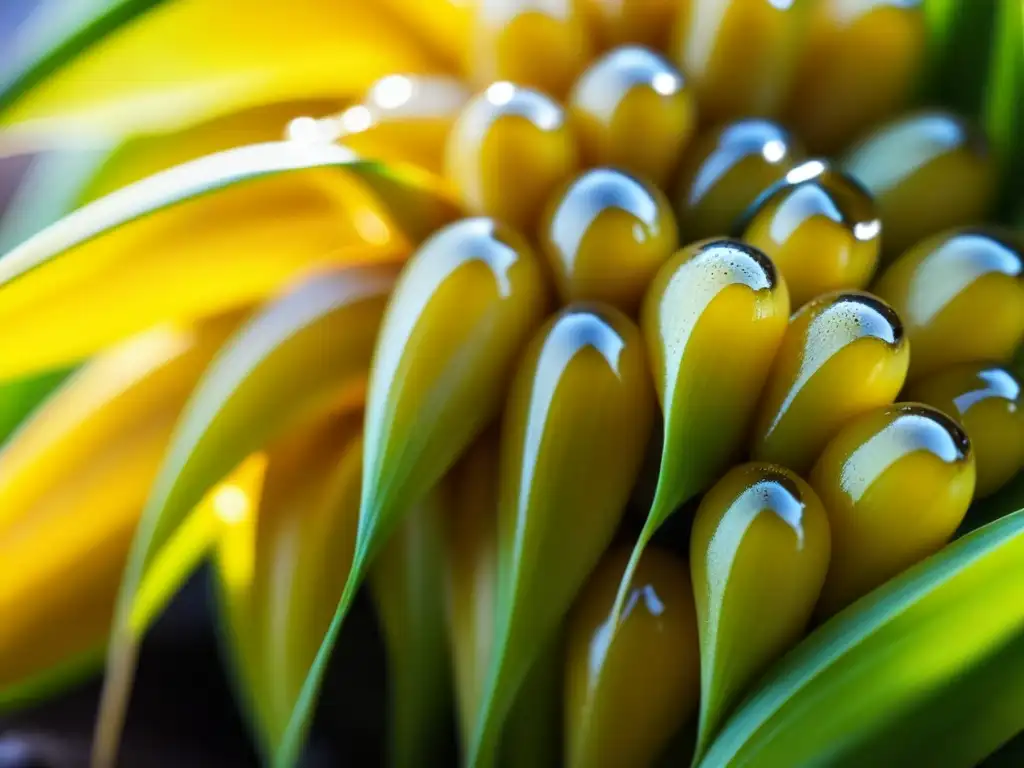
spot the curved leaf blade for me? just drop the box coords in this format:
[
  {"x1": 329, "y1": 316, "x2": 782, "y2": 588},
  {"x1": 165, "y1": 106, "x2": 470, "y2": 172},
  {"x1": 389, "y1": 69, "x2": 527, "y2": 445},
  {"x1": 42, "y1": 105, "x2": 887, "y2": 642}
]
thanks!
[
  {"x1": 0, "y1": 140, "x2": 458, "y2": 380},
  {"x1": 0, "y1": 315, "x2": 238, "y2": 707},
  {"x1": 92, "y1": 266, "x2": 395, "y2": 767},
  {"x1": 212, "y1": 418, "x2": 361, "y2": 757},
  {"x1": 698, "y1": 509, "x2": 1024, "y2": 767},
  {"x1": 371, "y1": 479, "x2": 454, "y2": 768}
]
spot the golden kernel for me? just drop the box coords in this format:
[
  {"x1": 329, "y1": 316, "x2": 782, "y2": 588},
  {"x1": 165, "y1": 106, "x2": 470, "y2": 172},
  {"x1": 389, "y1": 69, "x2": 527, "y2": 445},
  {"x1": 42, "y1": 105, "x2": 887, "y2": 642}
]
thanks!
[
  {"x1": 810, "y1": 404, "x2": 975, "y2": 616},
  {"x1": 569, "y1": 45, "x2": 697, "y2": 188},
  {"x1": 446, "y1": 83, "x2": 579, "y2": 231},
  {"x1": 673, "y1": 119, "x2": 804, "y2": 241},
  {"x1": 842, "y1": 111, "x2": 995, "y2": 261},
  {"x1": 741, "y1": 159, "x2": 881, "y2": 309},
  {"x1": 751, "y1": 291, "x2": 909, "y2": 473},
  {"x1": 872, "y1": 228, "x2": 1024, "y2": 380},
  {"x1": 539, "y1": 168, "x2": 678, "y2": 313}
]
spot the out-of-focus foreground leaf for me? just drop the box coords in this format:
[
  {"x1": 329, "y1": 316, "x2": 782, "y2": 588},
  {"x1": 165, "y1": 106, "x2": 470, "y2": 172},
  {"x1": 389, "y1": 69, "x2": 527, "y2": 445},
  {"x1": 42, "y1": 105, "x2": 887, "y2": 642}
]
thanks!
[
  {"x1": 370, "y1": 477, "x2": 454, "y2": 768},
  {"x1": 0, "y1": 99, "x2": 342, "y2": 250},
  {"x1": 0, "y1": 311, "x2": 240, "y2": 710},
  {"x1": 0, "y1": 139, "x2": 459, "y2": 380},
  {"x1": 923, "y1": 0, "x2": 1023, "y2": 219},
  {"x1": 91, "y1": 266, "x2": 396, "y2": 767},
  {"x1": 698, "y1": 508, "x2": 1024, "y2": 767},
  {"x1": 921, "y1": 0, "x2": 996, "y2": 117},
  {"x1": 0, "y1": 0, "x2": 440, "y2": 139},
  {"x1": 212, "y1": 416, "x2": 361, "y2": 756},
  {"x1": 0, "y1": 366, "x2": 74, "y2": 445},
  {"x1": 983, "y1": 0, "x2": 1024, "y2": 218},
  {"x1": 443, "y1": 434, "x2": 561, "y2": 767}
]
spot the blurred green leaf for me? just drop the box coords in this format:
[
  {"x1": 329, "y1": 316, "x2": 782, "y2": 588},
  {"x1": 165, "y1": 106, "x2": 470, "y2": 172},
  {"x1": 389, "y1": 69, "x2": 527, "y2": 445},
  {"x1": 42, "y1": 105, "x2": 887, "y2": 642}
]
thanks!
[
  {"x1": 371, "y1": 483, "x2": 454, "y2": 768},
  {"x1": 983, "y1": 0, "x2": 1024, "y2": 218},
  {"x1": 699, "y1": 509, "x2": 1024, "y2": 767},
  {"x1": 0, "y1": 0, "x2": 167, "y2": 115},
  {"x1": 90, "y1": 267, "x2": 394, "y2": 767},
  {"x1": 0, "y1": 365, "x2": 74, "y2": 445},
  {"x1": 922, "y1": 0, "x2": 998, "y2": 116}
]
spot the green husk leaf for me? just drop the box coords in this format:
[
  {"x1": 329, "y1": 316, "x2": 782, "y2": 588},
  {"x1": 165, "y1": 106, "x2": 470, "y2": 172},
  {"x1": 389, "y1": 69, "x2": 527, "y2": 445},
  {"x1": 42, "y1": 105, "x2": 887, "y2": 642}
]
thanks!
[
  {"x1": 921, "y1": 0, "x2": 997, "y2": 116},
  {"x1": 698, "y1": 508, "x2": 1024, "y2": 767},
  {"x1": 983, "y1": 0, "x2": 1024, "y2": 219},
  {"x1": 370, "y1": 482, "x2": 455, "y2": 768},
  {"x1": 0, "y1": 0, "x2": 167, "y2": 116}
]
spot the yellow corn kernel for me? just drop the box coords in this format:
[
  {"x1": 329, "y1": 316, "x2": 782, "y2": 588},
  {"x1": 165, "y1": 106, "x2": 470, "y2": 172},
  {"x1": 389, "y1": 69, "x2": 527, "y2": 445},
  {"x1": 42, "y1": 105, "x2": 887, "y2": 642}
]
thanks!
[
  {"x1": 539, "y1": 168, "x2": 678, "y2": 313},
  {"x1": 872, "y1": 228, "x2": 1024, "y2": 381},
  {"x1": 783, "y1": 0, "x2": 927, "y2": 154},
  {"x1": 906, "y1": 364, "x2": 1024, "y2": 499},
  {"x1": 741, "y1": 159, "x2": 881, "y2": 309},
  {"x1": 472, "y1": 304, "x2": 656, "y2": 766},
  {"x1": 841, "y1": 111, "x2": 996, "y2": 260},
  {"x1": 446, "y1": 82, "x2": 579, "y2": 232},
  {"x1": 673, "y1": 119, "x2": 804, "y2": 241},
  {"x1": 469, "y1": 0, "x2": 592, "y2": 99},
  {"x1": 690, "y1": 463, "x2": 830, "y2": 759},
  {"x1": 583, "y1": 0, "x2": 682, "y2": 51},
  {"x1": 752, "y1": 291, "x2": 910, "y2": 473},
  {"x1": 568, "y1": 46, "x2": 697, "y2": 188},
  {"x1": 358, "y1": 217, "x2": 549, "y2": 582},
  {"x1": 670, "y1": 0, "x2": 803, "y2": 124},
  {"x1": 642, "y1": 238, "x2": 790, "y2": 525},
  {"x1": 810, "y1": 404, "x2": 976, "y2": 616},
  {"x1": 565, "y1": 547, "x2": 700, "y2": 768}
]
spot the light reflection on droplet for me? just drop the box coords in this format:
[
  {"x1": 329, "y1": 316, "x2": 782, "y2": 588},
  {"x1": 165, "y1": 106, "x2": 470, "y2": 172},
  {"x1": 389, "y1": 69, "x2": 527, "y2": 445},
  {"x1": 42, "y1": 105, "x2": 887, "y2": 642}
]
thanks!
[
  {"x1": 214, "y1": 486, "x2": 250, "y2": 524},
  {"x1": 341, "y1": 105, "x2": 373, "y2": 134},
  {"x1": 762, "y1": 139, "x2": 787, "y2": 164},
  {"x1": 486, "y1": 81, "x2": 517, "y2": 107},
  {"x1": 372, "y1": 74, "x2": 414, "y2": 110},
  {"x1": 786, "y1": 159, "x2": 828, "y2": 185},
  {"x1": 652, "y1": 71, "x2": 679, "y2": 96},
  {"x1": 853, "y1": 219, "x2": 882, "y2": 242}
]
